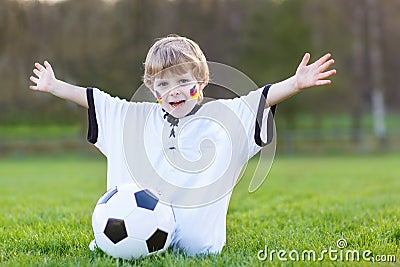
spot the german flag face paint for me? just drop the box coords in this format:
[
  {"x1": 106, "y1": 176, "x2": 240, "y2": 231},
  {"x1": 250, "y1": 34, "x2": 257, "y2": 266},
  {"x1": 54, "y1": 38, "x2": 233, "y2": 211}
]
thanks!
[
  {"x1": 189, "y1": 85, "x2": 198, "y2": 100},
  {"x1": 155, "y1": 90, "x2": 163, "y2": 104}
]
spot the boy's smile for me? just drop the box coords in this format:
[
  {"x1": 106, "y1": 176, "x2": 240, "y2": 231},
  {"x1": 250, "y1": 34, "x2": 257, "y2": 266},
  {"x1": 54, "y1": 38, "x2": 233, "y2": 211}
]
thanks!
[
  {"x1": 153, "y1": 72, "x2": 203, "y2": 118},
  {"x1": 170, "y1": 99, "x2": 186, "y2": 109}
]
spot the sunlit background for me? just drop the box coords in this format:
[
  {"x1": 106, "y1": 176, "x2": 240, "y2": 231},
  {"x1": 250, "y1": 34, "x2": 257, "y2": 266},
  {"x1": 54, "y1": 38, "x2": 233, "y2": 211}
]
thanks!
[{"x1": 1, "y1": 0, "x2": 399, "y2": 155}]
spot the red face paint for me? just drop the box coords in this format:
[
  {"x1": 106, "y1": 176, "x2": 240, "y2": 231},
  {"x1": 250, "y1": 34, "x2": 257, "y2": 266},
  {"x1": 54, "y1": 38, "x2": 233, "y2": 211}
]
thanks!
[
  {"x1": 155, "y1": 91, "x2": 162, "y2": 104},
  {"x1": 189, "y1": 85, "x2": 198, "y2": 99}
]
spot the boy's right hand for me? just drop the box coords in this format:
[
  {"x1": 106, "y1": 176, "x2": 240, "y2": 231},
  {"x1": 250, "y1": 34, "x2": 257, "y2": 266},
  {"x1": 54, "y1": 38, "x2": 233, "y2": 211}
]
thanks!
[
  {"x1": 29, "y1": 61, "x2": 56, "y2": 93},
  {"x1": 28, "y1": 61, "x2": 88, "y2": 107}
]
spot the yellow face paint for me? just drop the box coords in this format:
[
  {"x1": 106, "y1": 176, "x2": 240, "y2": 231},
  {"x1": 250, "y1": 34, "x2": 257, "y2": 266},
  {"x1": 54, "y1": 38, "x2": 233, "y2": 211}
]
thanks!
[
  {"x1": 156, "y1": 91, "x2": 162, "y2": 104},
  {"x1": 189, "y1": 85, "x2": 198, "y2": 99}
]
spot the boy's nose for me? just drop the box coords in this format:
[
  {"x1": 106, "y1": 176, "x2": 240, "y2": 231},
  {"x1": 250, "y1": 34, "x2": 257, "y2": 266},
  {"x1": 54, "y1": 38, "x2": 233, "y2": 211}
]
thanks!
[{"x1": 169, "y1": 88, "x2": 181, "y2": 96}]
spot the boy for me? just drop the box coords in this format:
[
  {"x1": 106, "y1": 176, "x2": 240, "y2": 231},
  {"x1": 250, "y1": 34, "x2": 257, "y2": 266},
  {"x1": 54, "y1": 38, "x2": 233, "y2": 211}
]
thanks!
[{"x1": 29, "y1": 35, "x2": 336, "y2": 255}]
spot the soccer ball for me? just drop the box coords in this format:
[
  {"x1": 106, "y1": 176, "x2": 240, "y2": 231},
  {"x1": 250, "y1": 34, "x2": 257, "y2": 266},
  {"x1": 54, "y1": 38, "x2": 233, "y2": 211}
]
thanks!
[{"x1": 92, "y1": 183, "x2": 176, "y2": 259}]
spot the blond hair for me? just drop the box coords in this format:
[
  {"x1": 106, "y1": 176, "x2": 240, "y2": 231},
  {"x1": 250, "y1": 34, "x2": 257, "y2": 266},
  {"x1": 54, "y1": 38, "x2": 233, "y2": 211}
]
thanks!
[{"x1": 143, "y1": 35, "x2": 209, "y2": 103}]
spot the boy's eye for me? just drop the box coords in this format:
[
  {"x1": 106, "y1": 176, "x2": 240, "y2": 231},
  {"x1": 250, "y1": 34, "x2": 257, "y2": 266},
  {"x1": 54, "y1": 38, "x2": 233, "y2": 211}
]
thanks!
[
  {"x1": 158, "y1": 82, "x2": 168, "y2": 87},
  {"x1": 179, "y1": 79, "x2": 189, "y2": 84}
]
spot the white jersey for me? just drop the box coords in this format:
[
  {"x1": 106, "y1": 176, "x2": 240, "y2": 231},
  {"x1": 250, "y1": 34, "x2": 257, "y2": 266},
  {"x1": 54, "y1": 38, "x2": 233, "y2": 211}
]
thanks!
[{"x1": 86, "y1": 85, "x2": 275, "y2": 255}]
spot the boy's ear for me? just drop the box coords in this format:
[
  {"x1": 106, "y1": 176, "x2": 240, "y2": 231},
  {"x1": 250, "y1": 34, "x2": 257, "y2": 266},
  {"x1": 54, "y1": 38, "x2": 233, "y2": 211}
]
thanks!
[{"x1": 198, "y1": 82, "x2": 207, "y2": 92}]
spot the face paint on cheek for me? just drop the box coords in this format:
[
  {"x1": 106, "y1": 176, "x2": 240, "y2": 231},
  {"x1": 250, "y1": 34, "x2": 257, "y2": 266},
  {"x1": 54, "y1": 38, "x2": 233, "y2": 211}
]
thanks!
[
  {"x1": 155, "y1": 91, "x2": 162, "y2": 104},
  {"x1": 189, "y1": 85, "x2": 199, "y2": 99}
]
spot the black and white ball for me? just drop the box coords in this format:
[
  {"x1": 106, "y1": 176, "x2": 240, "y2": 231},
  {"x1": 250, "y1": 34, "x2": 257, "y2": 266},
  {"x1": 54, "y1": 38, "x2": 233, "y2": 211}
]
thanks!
[{"x1": 92, "y1": 183, "x2": 175, "y2": 259}]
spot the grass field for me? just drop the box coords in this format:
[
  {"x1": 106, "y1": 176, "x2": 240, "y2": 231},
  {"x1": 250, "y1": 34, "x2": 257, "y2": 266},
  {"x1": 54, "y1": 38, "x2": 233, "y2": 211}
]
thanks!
[{"x1": 0, "y1": 153, "x2": 399, "y2": 266}]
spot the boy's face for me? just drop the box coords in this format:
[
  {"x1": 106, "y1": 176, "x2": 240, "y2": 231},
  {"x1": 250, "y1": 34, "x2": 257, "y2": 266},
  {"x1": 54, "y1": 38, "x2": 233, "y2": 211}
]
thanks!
[{"x1": 153, "y1": 71, "x2": 204, "y2": 118}]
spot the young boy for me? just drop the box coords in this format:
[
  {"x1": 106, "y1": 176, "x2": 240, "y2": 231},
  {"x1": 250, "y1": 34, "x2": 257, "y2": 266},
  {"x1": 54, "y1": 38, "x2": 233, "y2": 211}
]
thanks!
[{"x1": 29, "y1": 35, "x2": 336, "y2": 255}]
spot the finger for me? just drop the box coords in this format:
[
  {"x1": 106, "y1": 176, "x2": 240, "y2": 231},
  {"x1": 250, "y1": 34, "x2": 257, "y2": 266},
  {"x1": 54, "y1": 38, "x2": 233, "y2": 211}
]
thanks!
[
  {"x1": 316, "y1": 80, "x2": 332, "y2": 86},
  {"x1": 33, "y1": 69, "x2": 41, "y2": 78},
  {"x1": 30, "y1": 76, "x2": 39, "y2": 84},
  {"x1": 29, "y1": 85, "x2": 38, "y2": 90},
  {"x1": 35, "y1": 62, "x2": 45, "y2": 72},
  {"x1": 315, "y1": 53, "x2": 332, "y2": 66},
  {"x1": 44, "y1": 60, "x2": 52, "y2": 69},
  {"x1": 44, "y1": 60, "x2": 55, "y2": 76},
  {"x1": 299, "y1": 53, "x2": 311, "y2": 67},
  {"x1": 318, "y1": 59, "x2": 335, "y2": 72},
  {"x1": 318, "y1": 69, "x2": 337, "y2": 79}
]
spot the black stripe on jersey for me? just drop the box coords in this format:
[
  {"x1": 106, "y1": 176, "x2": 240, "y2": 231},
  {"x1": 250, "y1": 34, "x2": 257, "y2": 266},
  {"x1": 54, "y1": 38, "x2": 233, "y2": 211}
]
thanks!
[
  {"x1": 87, "y1": 88, "x2": 99, "y2": 144},
  {"x1": 254, "y1": 84, "x2": 276, "y2": 147}
]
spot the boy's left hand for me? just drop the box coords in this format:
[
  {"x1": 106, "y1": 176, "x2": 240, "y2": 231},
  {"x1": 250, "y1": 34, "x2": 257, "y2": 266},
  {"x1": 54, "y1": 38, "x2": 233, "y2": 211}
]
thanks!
[{"x1": 295, "y1": 53, "x2": 336, "y2": 90}]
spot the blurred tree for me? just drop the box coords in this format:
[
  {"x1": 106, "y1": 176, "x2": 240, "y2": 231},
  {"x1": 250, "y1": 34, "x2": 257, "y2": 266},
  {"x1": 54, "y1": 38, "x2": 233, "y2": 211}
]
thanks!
[
  {"x1": 350, "y1": 0, "x2": 368, "y2": 144},
  {"x1": 381, "y1": 0, "x2": 400, "y2": 112},
  {"x1": 304, "y1": 0, "x2": 355, "y2": 118},
  {"x1": 0, "y1": 0, "x2": 399, "y2": 131},
  {"x1": 237, "y1": 0, "x2": 312, "y2": 131},
  {"x1": 367, "y1": 0, "x2": 386, "y2": 146}
]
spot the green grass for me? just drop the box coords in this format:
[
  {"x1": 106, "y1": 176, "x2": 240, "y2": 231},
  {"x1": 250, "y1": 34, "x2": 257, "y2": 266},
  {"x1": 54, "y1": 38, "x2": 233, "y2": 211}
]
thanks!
[
  {"x1": 0, "y1": 154, "x2": 399, "y2": 266},
  {"x1": 0, "y1": 125, "x2": 82, "y2": 139}
]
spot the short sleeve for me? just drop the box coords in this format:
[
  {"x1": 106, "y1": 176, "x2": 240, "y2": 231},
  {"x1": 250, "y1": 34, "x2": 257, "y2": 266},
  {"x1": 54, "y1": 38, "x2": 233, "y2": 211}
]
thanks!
[
  {"x1": 216, "y1": 84, "x2": 276, "y2": 160},
  {"x1": 254, "y1": 84, "x2": 276, "y2": 147},
  {"x1": 86, "y1": 88, "x2": 130, "y2": 156}
]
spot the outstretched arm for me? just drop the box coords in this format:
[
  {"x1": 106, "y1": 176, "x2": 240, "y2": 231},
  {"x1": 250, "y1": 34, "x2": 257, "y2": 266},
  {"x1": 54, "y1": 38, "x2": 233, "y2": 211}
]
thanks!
[
  {"x1": 29, "y1": 61, "x2": 88, "y2": 108},
  {"x1": 266, "y1": 53, "x2": 336, "y2": 107}
]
